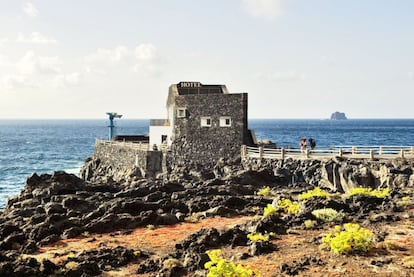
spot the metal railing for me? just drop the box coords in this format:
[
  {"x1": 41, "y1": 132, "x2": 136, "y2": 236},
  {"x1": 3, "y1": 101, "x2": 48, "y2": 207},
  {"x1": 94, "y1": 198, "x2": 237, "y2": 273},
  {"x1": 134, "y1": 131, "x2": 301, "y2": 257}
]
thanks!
[
  {"x1": 96, "y1": 139, "x2": 150, "y2": 151},
  {"x1": 241, "y1": 145, "x2": 414, "y2": 160}
]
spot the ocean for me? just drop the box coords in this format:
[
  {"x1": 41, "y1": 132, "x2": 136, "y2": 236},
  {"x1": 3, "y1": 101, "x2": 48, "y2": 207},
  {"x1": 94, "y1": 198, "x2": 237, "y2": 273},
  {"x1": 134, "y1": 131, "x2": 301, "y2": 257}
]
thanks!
[{"x1": 0, "y1": 119, "x2": 413, "y2": 208}]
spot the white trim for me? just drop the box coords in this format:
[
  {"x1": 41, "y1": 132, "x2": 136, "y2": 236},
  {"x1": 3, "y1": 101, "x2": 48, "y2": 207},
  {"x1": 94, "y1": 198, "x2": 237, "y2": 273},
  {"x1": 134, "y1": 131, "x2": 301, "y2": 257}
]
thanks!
[
  {"x1": 220, "y1": 116, "x2": 231, "y2": 127},
  {"x1": 201, "y1": 116, "x2": 212, "y2": 127},
  {"x1": 177, "y1": 108, "x2": 187, "y2": 118}
]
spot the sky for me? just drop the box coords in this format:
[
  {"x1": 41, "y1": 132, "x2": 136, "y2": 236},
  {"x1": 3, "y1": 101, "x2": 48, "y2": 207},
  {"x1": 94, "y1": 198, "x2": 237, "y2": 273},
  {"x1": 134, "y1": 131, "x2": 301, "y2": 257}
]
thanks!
[{"x1": 0, "y1": 0, "x2": 413, "y2": 119}]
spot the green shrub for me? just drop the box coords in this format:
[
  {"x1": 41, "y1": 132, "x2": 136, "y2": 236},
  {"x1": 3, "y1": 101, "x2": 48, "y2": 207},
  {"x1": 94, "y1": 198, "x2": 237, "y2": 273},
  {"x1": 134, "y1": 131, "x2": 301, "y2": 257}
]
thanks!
[
  {"x1": 298, "y1": 187, "x2": 330, "y2": 201},
  {"x1": 163, "y1": 258, "x2": 183, "y2": 269},
  {"x1": 262, "y1": 204, "x2": 278, "y2": 218},
  {"x1": 304, "y1": 219, "x2": 318, "y2": 229},
  {"x1": 247, "y1": 233, "x2": 269, "y2": 242},
  {"x1": 348, "y1": 187, "x2": 389, "y2": 198},
  {"x1": 312, "y1": 208, "x2": 344, "y2": 223},
  {"x1": 276, "y1": 198, "x2": 300, "y2": 214},
  {"x1": 322, "y1": 223, "x2": 374, "y2": 254},
  {"x1": 65, "y1": 261, "x2": 80, "y2": 270},
  {"x1": 205, "y1": 249, "x2": 261, "y2": 277},
  {"x1": 257, "y1": 186, "x2": 271, "y2": 197},
  {"x1": 402, "y1": 256, "x2": 414, "y2": 269}
]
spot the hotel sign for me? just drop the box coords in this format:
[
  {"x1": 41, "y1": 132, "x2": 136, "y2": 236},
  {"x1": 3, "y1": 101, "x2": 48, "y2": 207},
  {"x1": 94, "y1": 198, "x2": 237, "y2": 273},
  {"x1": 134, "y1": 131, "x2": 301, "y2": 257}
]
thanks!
[{"x1": 179, "y1": 82, "x2": 201, "y2": 88}]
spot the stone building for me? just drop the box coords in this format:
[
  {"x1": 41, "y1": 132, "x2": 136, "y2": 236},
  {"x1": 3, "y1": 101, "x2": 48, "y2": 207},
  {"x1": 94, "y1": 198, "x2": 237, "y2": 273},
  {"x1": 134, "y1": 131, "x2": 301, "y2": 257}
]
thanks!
[
  {"x1": 150, "y1": 81, "x2": 254, "y2": 167},
  {"x1": 85, "y1": 82, "x2": 255, "y2": 180}
]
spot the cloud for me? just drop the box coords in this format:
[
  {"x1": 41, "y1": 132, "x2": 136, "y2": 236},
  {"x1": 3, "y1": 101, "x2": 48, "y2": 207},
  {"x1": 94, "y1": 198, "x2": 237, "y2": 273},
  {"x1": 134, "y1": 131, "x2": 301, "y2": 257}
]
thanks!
[
  {"x1": 51, "y1": 72, "x2": 81, "y2": 88},
  {"x1": 0, "y1": 74, "x2": 30, "y2": 90},
  {"x1": 134, "y1": 44, "x2": 157, "y2": 61},
  {"x1": 17, "y1": 32, "x2": 57, "y2": 45},
  {"x1": 242, "y1": 0, "x2": 284, "y2": 21},
  {"x1": 16, "y1": 51, "x2": 62, "y2": 75},
  {"x1": 0, "y1": 51, "x2": 80, "y2": 91},
  {"x1": 85, "y1": 46, "x2": 130, "y2": 64},
  {"x1": 85, "y1": 43, "x2": 163, "y2": 76},
  {"x1": 408, "y1": 72, "x2": 414, "y2": 80},
  {"x1": 22, "y1": 2, "x2": 39, "y2": 17},
  {"x1": 0, "y1": 38, "x2": 9, "y2": 47}
]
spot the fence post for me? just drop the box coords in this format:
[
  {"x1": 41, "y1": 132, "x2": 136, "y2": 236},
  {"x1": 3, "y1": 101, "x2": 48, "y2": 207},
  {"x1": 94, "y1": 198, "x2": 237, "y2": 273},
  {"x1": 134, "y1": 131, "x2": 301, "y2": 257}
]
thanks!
[
  {"x1": 400, "y1": 149, "x2": 405, "y2": 158},
  {"x1": 241, "y1": 145, "x2": 247, "y2": 160},
  {"x1": 281, "y1": 147, "x2": 285, "y2": 160},
  {"x1": 339, "y1": 148, "x2": 343, "y2": 157},
  {"x1": 379, "y1": 146, "x2": 383, "y2": 155},
  {"x1": 352, "y1": 146, "x2": 357, "y2": 155},
  {"x1": 259, "y1": 146, "x2": 264, "y2": 159},
  {"x1": 370, "y1": 149, "x2": 374, "y2": 160},
  {"x1": 411, "y1": 146, "x2": 414, "y2": 155},
  {"x1": 305, "y1": 149, "x2": 310, "y2": 158}
]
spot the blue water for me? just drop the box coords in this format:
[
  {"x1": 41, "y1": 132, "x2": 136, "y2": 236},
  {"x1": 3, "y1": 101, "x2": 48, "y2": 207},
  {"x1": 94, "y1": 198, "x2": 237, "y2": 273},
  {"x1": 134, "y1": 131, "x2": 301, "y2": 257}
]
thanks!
[{"x1": 0, "y1": 119, "x2": 413, "y2": 208}]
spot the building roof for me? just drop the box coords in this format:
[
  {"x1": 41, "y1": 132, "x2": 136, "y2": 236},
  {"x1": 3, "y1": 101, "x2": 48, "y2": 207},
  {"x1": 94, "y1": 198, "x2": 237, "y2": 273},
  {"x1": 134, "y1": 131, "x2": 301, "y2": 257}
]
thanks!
[
  {"x1": 150, "y1": 119, "x2": 170, "y2": 126},
  {"x1": 167, "y1": 81, "x2": 229, "y2": 107}
]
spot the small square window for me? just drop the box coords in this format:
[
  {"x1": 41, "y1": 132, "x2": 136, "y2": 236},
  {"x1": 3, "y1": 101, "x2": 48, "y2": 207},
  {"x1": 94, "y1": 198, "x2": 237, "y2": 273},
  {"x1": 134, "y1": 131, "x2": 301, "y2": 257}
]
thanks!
[
  {"x1": 201, "y1": 117, "x2": 212, "y2": 127},
  {"x1": 220, "y1": 117, "x2": 231, "y2": 127},
  {"x1": 177, "y1": 108, "x2": 187, "y2": 118}
]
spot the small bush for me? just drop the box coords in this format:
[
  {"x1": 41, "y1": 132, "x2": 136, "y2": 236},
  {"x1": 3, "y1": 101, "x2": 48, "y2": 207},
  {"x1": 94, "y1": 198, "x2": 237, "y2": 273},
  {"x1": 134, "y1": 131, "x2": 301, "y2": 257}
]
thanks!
[
  {"x1": 402, "y1": 256, "x2": 414, "y2": 269},
  {"x1": 247, "y1": 233, "x2": 269, "y2": 242},
  {"x1": 304, "y1": 219, "x2": 318, "y2": 229},
  {"x1": 205, "y1": 249, "x2": 261, "y2": 277},
  {"x1": 65, "y1": 261, "x2": 80, "y2": 270},
  {"x1": 257, "y1": 186, "x2": 271, "y2": 197},
  {"x1": 185, "y1": 212, "x2": 204, "y2": 223},
  {"x1": 348, "y1": 187, "x2": 389, "y2": 198},
  {"x1": 276, "y1": 198, "x2": 300, "y2": 214},
  {"x1": 312, "y1": 208, "x2": 344, "y2": 223},
  {"x1": 163, "y1": 258, "x2": 183, "y2": 269},
  {"x1": 322, "y1": 223, "x2": 374, "y2": 254},
  {"x1": 298, "y1": 187, "x2": 330, "y2": 201},
  {"x1": 263, "y1": 204, "x2": 278, "y2": 218}
]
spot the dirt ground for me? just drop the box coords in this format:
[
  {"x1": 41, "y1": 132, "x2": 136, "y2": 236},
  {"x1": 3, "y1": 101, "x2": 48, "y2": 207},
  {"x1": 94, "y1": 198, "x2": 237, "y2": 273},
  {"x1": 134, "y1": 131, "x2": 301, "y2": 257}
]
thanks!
[{"x1": 28, "y1": 208, "x2": 414, "y2": 277}]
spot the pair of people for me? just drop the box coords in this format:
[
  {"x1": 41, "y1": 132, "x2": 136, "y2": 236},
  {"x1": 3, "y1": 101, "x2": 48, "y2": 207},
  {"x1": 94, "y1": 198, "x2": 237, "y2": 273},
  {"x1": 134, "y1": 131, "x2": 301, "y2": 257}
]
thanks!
[{"x1": 300, "y1": 137, "x2": 316, "y2": 152}]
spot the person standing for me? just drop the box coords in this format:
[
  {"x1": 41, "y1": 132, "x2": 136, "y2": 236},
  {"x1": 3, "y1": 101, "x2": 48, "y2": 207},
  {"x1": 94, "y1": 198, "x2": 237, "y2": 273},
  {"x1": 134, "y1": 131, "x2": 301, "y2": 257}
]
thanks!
[
  {"x1": 308, "y1": 137, "x2": 316, "y2": 150},
  {"x1": 300, "y1": 138, "x2": 307, "y2": 153}
]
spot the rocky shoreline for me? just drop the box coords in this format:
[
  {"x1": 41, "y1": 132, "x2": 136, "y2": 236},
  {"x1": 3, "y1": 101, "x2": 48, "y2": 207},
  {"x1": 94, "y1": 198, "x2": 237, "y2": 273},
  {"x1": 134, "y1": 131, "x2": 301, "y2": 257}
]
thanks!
[{"x1": 0, "y1": 157, "x2": 413, "y2": 276}]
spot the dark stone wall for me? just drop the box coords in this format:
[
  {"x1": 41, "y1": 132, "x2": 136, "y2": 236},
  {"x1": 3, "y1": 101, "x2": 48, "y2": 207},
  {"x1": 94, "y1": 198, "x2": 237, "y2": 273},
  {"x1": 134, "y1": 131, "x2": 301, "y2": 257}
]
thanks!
[
  {"x1": 94, "y1": 142, "x2": 138, "y2": 169},
  {"x1": 169, "y1": 93, "x2": 249, "y2": 167},
  {"x1": 93, "y1": 142, "x2": 163, "y2": 178}
]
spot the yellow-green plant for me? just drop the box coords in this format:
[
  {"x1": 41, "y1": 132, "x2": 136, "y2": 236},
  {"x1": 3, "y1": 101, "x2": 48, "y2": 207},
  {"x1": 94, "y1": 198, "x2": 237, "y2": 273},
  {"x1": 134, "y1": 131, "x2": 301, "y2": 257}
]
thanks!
[
  {"x1": 402, "y1": 256, "x2": 414, "y2": 269},
  {"x1": 163, "y1": 258, "x2": 183, "y2": 269},
  {"x1": 247, "y1": 233, "x2": 269, "y2": 242},
  {"x1": 322, "y1": 223, "x2": 374, "y2": 255},
  {"x1": 312, "y1": 208, "x2": 344, "y2": 223},
  {"x1": 298, "y1": 187, "x2": 330, "y2": 201},
  {"x1": 402, "y1": 196, "x2": 410, "y2": 201},
  {"x1": 276, "y1": 198, "x2": 300, "y2": 214},
  {"x1": 304, "y1": 219, "x2": 318, "y2": 229},
  {"x1": 348, "y1": 187, "x2": 390, "y2": 198},
  {"x1": 262, "y1": 204, "x2": 278, "y2": 218},
  {"x1": 205, "y1": 249, "x2": 261, "y2": 277},
  {"x1": 65, "y1": 261, "x2": 80, "y2": 270},
  {"x1": 257, "y1": 186, "x2": 271, "y2": 197}
]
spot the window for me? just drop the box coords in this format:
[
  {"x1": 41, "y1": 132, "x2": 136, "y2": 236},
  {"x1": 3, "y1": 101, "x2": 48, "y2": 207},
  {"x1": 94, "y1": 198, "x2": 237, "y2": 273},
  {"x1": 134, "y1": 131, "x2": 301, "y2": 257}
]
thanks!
[
  {"x1": 177, "y1": 108, "x2": 187, "y2": 118},
  {"x1": 220, "y1": 117, "x2": 232, "y2": 127},
  {"x1": 201, "y1": 117, "x2": 212, "y2": 127}
]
